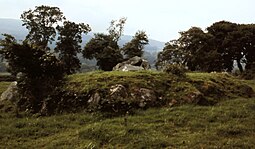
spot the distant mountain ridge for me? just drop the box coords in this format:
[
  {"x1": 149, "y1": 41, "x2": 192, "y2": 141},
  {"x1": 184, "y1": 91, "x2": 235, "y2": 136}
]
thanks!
[{"x1": 0, "y1": 18, "x2": 165, "y2": 53}]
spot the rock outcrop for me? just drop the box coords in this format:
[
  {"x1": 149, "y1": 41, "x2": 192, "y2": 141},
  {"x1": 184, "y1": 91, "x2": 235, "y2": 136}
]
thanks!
[
  {"x1": 86, "y1": 84, "x2": 159, "y2": 113},
  {"x1": 0, "y1": 81, "x2": 19, "y2": 103},
  {"x1": 113, "y1": 56, "x2": 150, "y2": 71}
]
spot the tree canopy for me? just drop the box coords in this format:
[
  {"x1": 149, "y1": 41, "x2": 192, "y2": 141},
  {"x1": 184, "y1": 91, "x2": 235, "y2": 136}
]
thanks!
[
  {"x1": 55, "y1": 21, "x2": 91, "y2": 74},
  {"x1": 83, "y1": 33, "x2": 123, "y2": 71},
  {"x1": 0, "y1": 5, "x2": 91, "y2": 113},
  {"x1": 122, "y1": 30, "x2": 149, "y2": 59},
  {"x1": 82, "y1": 18, "x2": 127, "y2": 71},
  {"x1": 157, "y1": 21, "x2": 255, "y2": 73},
  {"x1": 21, "y1": 5, "x2": 65, "y2": 49},
  {"x1": 0, "y1": 34, "x2": 63, "y2": 112}
]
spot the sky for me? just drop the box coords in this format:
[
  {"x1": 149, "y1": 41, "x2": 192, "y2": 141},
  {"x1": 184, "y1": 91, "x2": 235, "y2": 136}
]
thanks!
[{"x1": 0, "y1": 0, "x2": 254, "y2": 42}]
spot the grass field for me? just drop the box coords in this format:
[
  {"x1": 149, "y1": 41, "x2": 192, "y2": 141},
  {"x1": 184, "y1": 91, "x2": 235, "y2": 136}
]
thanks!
[{"x1": 0, "y1": 72, "x2": 254, "y2": 148}]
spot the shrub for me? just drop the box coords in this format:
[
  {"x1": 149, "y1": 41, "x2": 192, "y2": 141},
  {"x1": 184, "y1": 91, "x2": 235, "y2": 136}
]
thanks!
[
  {"x1": 163, "y1": 64, "x2": 187, "y2": 77},
  {"x1": 242, "y1": 63, "x2": 255, "y2": 80}
]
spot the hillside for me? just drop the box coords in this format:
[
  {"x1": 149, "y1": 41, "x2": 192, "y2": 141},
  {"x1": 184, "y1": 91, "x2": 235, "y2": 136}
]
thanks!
[
  {"x1": 0, "y1": 18, "x2": 165, "y2": 53},
  {"x1": 0, "y1": 18, "x2": 27, "y2": 40},
  {"x1": 0, "y1": 72, "x2": 255, "y2": 148},
  {"x1": 0, "y1": 18, "x2": 162, "y2": 68}
]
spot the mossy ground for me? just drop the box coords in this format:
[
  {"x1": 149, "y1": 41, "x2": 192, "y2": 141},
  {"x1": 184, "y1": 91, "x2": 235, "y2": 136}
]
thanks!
[{"x1": 0, "y1": 71, "x2": 255, "y2": 148}]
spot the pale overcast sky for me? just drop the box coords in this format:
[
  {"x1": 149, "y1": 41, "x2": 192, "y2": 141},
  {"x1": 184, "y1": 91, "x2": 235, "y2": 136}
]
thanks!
[{"x1": 0, "y1": 0, "x2": 254, "y2": 42}]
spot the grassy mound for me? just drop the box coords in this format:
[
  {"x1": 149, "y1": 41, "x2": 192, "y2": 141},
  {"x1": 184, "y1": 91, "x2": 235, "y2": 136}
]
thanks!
[
  {"x1": 0, "y1": 71, "x2": 254, "y2": 115},
  {"x1": 0, "y1": 72, "x2": 255, "y2": 148},
  {"x1": 47, "y1": 71, "x2": 254, "y2": 114}
]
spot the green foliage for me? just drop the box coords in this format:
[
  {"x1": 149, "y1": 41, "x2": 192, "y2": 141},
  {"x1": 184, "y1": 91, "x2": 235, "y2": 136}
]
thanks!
[
  {"x1": 107, "y1": 17, "x2": 127, "y2": 42},
  {"x1": 21, "y1": 5, "x2": 65, "y2": 49},
  {"x1": 242, "y1": 62, "x2": 255, "y2": 80},
  {"x1": 163, "y1": 64, "x2": 187, "y2": 77},
  {"x1": 82, "y1": 18, "x2": 127, "y2": 71},
  {"x1": 0, "y1": 81, "x2": 11, "y2": 94},
  {"x1": 0, "y1": 34, "x2": 64, "y2": 113},
  {"x1": 158, "y1": 21, "x2": 255, "y2": 73},
  {"x1": 156, "y1": 40, "x2": 185, "y2": 69},
  {"x1": 82, "y1": 33, "x2": 123, "y2": 71},
  {"x1": 122, "y1": 30, "x2": 149, "y2": 59},
  {"x1": 55, "y1": 21, "x2": 91, "y2": 74},
  {"x1": 207, "y1": 21, "x2": 239, "y2": 72},
  {"x1": 0, "y1": 5, "x2": 94, "y2": 114}
]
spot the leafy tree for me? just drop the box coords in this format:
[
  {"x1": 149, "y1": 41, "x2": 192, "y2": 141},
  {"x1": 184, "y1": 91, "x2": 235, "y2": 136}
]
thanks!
[
  {"x1": 83, "y1": 33, "x2": 123, "y2": 71},
  {"x1": 156, "y1": 40, "x2": 185, "y2": 70},
  {"x1": 238, "y1": 24, "x2": 255, "y2": 71},
  {"x1": 157, "y1": 21, "x2": 255, "y2": 73},
  {"x1": 0, "y1": 34, "x2": 63, "y2": 113},
  {"x1": 21, "y1": 5, "x2": 65, "y2": 49},
  {"x1": 178, "y1": 27, "x2": 224, "y2": 72},
  {"x1": 82, "y1": 18, "x2": 126, "y2": 71},
  {"x1": 122, "y1": 30, "x2": 149, "y2": 59},
  {"x1": 157, "y1": 27, "x2": 223, "y2": 72},
  {"x1": 207, "y1": 21, "x2": 238, "y2": 72},
  {"x1": 107, "y1": 17, "x2": 127, "y2": 42},
  {"x1": 207, "y1": 21, "x2": 255, "y2": 73},
  {"x1": 55, "y1": 21, "x2": 91, "y2": 74}
]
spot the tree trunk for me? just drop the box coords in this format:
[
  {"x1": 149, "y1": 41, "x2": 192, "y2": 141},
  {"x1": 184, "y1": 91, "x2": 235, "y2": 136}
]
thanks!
[{"x1": 236, "y1": 59, "x2": 243, "y2": 73}]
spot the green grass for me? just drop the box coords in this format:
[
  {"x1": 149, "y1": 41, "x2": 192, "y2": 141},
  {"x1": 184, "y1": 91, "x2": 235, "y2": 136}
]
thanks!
[
  {"x1": 0, "y1": 81, "x2": 11, "y2": 94},
  {"x1": 62, "y1": 71, "x2": 254, "y2": 113},
  {"x1": 65, "y1": 70, "x2": 175, "y2": 93},
  {"x1": 0, "y1": 73, "x2": 13, "y2": 95},
  {"x1": 0, "y1": 97, "x2": 255, "y2": 148},
  {"x1": 0, "y1": 72, "x2": 255, "y2": 148}
]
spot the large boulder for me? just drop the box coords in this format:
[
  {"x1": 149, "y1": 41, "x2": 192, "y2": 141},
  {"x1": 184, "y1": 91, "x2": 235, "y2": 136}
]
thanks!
[
  {"x1": 116, "y1": 64, "x2": 145, "y2": 72},
  {"x1": 113, "y1": 56, "x2": 150, "y2": 71},
  {"x1": 0, "y1": 81, "x2": 19, "y2": 103}
]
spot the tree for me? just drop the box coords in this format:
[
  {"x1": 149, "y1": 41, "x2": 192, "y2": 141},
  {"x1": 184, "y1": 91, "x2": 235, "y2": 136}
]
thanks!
[
  {"x1": 82, "y1": 18, "x2": 126, "y2": 71},
  {"x1": 207, "y1": 21, "x2": 238, "y2": 72},
  {"x1": 107, "y1": 17, "x2": 127, "y2": 42},
  {"x1": 0, "y1": 34, "x2": 63, "y2": 112},
  {"x1": 21, "y1": 5, "x2": 65, "y2": 49},
  {"x1": 238, "y1": 24, "x2": 255, "y2": 71},
  {"x1": 158, "y1": 21, "x2": 255, "y2": 73},
  {"x1": 178, "y1": 27, "x2": 224, "y2": 72},
  {"x1": 207, "y1": 21, "x2": 255, "y2": 73},
  {"x1": 83, "y1": 33, "x2": 123, "y2": 71},
  {"x1": 157, "y1": 27, "x2": 225, "y2": 72},
  {"x1": 122, "y1": 30, "x2": 149, "y2": 59},
  {"x1": 55, "y1": 21, "x2": 91, "y2": 74},
  {"x1": 156, "y1": 40, "x2": 185, "y2": 70}
]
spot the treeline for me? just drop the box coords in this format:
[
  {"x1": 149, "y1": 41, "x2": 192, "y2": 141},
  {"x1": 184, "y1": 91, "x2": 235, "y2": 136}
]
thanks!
[{"x1": 156, "y1": 21, "x2": 255, "y2": 74}]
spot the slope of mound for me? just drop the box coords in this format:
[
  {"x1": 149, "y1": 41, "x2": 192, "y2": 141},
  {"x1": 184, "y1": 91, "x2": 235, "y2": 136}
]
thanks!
[{"x1": 55, "y1": 71, "x2": 254, "y2": 114}]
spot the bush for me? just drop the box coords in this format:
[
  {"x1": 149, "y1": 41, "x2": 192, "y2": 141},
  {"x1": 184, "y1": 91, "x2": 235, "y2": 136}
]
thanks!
[
  {"x1": 242, "y1": 63, "x2": 255, "y2": 80},
  {"x1": 0, "y1": 36, "x2": 64, "y2": 113},
  {"x1": 163, "y1": 64, "x2": 187, "y2": 77}
]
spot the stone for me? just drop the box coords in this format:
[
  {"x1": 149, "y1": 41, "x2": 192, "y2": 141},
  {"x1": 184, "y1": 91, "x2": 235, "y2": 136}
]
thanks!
[
  {"x1": 110, "y1": 84, "x2": 128, "y2": 99},
  {"x1": 0, "y1": 81, "x2": 19, "y2": 103},
  {"x1": 88, "y1": 92, "x2": 101, "y2": 106},
  {"x1": 119, "y1": 64, "x2": 144, "y2": 72},
  {"x1": 113, "y1": 56, "x2": 150, "y2": 71},
  {"x1": 131, "y1": 88, "x2": 157, "y2": 108}
]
